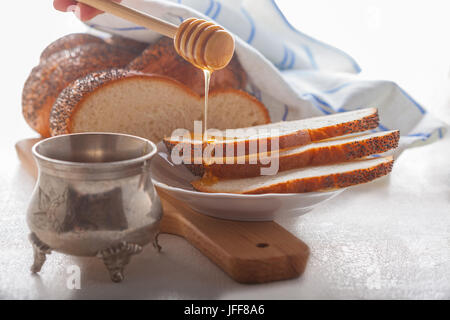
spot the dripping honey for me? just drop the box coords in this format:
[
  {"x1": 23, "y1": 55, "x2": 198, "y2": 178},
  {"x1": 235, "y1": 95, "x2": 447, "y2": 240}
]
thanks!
[{"x1": 203, "y1": 69, "x2": 211, "y2": 142}]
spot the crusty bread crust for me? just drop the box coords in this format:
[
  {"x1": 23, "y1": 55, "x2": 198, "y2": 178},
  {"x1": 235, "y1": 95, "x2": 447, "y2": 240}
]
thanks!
[
  {"x1": 127, "y1": 37, "x2": 247, "y2": 95},
  {"x1": 244, "y1": 157, "x2": 394, "y2": 194},
  {"x1": 192, "y1": 157, "x2": 394, "y2": 194},
  {"x1": 163, "y1": 139, "x2": 206, "y2": 176},
  {"x1": 50, "y1": 69, "x2": 130, "y2": 136},
  {"x1": 163, "y1": 130, "x2": 311, "y2": 161},
  {"x1": 23, "y1": 43, "x2": 136, "y2": 137},
  {"x1": 39, "y1": 33, "x2": 105, "y2": 61},
  {"x1": 105, "y1": 35, "x2": 149, "y2": 55},
  {"x1": 51, "y1": 71, "x2": 271, "y2": 142},
  {"x1": 49, "y1": 69, "x2": 201, "y2": 136},
  {"x1": 163, "y1": 108, "x2": 380, "y2": 169},
  {"x1": 25, "y1": 34, "x2": 252, "y2": 138},
  {"x1": 307, "y1": 110, "x2": 379, "y2": 141},
  {"x1": 206, "y1": 130, "x2": 400, "y2": 178}
]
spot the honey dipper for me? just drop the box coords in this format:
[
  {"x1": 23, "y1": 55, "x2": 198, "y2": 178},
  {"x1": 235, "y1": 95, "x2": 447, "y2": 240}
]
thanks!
[{"x1": 77, "y1": 0, "x2": 235, "y2": 70}]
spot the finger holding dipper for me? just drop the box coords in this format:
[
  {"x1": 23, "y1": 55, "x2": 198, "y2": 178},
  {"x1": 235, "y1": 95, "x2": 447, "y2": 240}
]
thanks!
[
  {"x1": 53, "y1": 0, "x2": 122, "y2": 21},
  {"x1": 54, "y1": 0, "x2": 235, "y2": 70}
]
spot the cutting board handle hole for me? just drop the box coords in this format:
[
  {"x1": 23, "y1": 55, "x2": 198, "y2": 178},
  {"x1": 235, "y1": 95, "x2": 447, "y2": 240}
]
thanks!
[{"x1": 256, "y1": 243, "x2": 269, "y2": 248}]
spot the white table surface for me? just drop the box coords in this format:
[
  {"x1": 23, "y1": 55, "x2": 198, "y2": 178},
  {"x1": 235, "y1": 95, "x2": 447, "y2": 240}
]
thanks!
[{"x1": 0, "y1": 1, "x2": 449, "y2": 299}]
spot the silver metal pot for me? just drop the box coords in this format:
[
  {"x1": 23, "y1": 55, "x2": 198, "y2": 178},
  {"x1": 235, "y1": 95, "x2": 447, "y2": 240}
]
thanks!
[{"x1": 27, "y1": 133, "x2": 162, "y2": 282}]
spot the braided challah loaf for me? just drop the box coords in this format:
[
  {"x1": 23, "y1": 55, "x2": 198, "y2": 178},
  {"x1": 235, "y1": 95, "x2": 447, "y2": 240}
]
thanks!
[
  {"x1": 39, "y1": 33, "x2": 105, "y2": 61},
  {"x1": 22, "y1": 33, "x2": 268, "y2": 140},
  {"x1": 22, "y1": 34, "x2": 139, "y2": 137}
]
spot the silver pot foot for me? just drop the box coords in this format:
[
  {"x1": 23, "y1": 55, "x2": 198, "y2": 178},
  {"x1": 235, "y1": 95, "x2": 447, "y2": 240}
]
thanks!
[
  {"x1": 153, "y1": 232, "x2": 162, "y2": 253},
  {"x1": 97, "y1": 242, "x2": 142, "y2": 283},
  {"x1": 29, "y1": 233, "x2": 52, "y2": 273}
]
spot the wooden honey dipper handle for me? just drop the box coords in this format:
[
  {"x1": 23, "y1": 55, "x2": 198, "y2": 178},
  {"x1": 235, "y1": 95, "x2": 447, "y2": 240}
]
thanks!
[
  {"x1": 77, "y1": 0, "x2": 178, "y2": 38},
  {"x1": 77, "y1": 0, "x2": 235, "y2": 70}
]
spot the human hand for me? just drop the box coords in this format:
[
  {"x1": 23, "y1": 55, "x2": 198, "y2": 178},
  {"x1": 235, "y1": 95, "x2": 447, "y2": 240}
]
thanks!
[{"x1": 53, "y1": 0, "x2": 122, "y2": 21}]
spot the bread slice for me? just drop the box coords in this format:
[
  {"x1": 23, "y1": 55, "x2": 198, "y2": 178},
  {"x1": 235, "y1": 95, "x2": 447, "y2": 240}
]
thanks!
[
  {"x1": 164, "y1": 108, "x2": 379, "y2": 164},
  {"x1": 203, "y1": 130, "x2": 399, "y2": 178},
  {"x1": 49, "y1": 69, "x2": 270, "y2": 143},
  {"x1": 127, "y1": 37, "x2": 247, "y2": 95},
  {"x1": 23, "y1": 43, "x2": 136, "y2": 137},
  {"x1": 192, "y1": 156, "x2": 394, "y2": 194}
]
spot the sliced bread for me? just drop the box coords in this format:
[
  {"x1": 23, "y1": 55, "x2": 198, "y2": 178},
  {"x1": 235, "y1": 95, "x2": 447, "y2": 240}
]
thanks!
[
  {"x1": 164, "y1": 108, "x2": 380, "y2": 161},
  {"x1": 49, "y1": 69, "x2": 270, "y2": 143},
  {"x1": 192, "y1": 156, "x2": 394, "y2": 194},
  {"x1": 203, "y1": 130, "x2": 399, "y2": 178}
]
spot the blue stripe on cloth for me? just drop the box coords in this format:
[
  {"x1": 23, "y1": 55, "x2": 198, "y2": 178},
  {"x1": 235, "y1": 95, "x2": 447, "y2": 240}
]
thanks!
[
  {"x1": 377, "y1": 123, "x2": 390, "y2": 131},
  {"x1": 438, "y1": 128, "x2": 443, "y2": 139},
  {"x1": 276, "y1": 47, "x2": 296, "y2": 70},
  {"x1": 319, "y1": 81, "x2": 427, "y2": 116},
  {"x1": 311, "y1": 102, "x2": 331, "y2": 114},
  {"x1": 286, "y1": 47, "x2": 296, "y2": 69},
  {"x1": 88, "y1": 24, "x2": 146, "y2": 31},
  {"x1": 276, "y1": 46, "x2": 289, "y2": 70},
  {"x1": 211, "y1": 2, "x2": 222, "y2": 19},
  {"x1": 398, "y1": 87, "x2": 427, "y2": 115},
  {"x1": 305, "y1": 93, "x2": 333, "y2": 109},
  {"x1": 408, "y1": 133, "x2": 431, "y2": 138},
  {"x1": 300, "y1": 99, "x2": 394, "y2": 132},
  {"x1": 282, "y1": 105, "x2": 289, "y2": 120},
  {"x1": 205, "y1": 0, "x2": 215, "y2": 16},
  {"x1": 269, "y1": 0, "x2": 361, "y2": 73},
  {"x1": 301, "y1": 93, "x2": 332, "y2": 114},
  {"x1": 408, "y1": 132, "x2": 434, "y2": 141},
  {"x1": 322, "y1": 82, "x2": 352, "y2": 94},
  {"x1": 240, "y1": 7, "x2": 256, "y2": 44},
  {"x1": 301, "y1": 45, "x2": 317, "y2": 69}
]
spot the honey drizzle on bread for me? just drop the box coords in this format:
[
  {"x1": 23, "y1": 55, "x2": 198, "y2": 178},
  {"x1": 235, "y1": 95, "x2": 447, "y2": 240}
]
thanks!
[
  {"x1": 127, "y1": 37, "x2": 247, "y2": 95},
  {"x1": 49, "y1": 70, "x2": 270, "y2": 142}
]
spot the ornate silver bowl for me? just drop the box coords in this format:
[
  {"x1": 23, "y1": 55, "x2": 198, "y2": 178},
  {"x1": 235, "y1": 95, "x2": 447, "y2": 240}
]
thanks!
[{"x1": 27, "y1": 133, "x2": 162, "y2": 282}]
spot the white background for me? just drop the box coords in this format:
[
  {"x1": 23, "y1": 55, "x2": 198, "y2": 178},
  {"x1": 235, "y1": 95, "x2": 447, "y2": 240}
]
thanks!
[
  {"x1": 0, "y1": 0, "x2": 449, "y2": 299},
  {"x1": 278, "y1": 0, "x2": 450, "y2": 119}
]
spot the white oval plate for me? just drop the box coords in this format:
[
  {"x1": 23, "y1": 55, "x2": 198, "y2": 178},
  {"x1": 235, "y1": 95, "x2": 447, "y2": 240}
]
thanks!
[{"x1": 151, "y1": 142, "x2": 345, "y2": 221}]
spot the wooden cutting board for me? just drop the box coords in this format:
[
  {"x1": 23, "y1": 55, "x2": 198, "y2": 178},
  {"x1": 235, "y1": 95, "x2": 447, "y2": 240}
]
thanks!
[{"x1": 16, "y1": 138, "x2": 309, "y2": 284}]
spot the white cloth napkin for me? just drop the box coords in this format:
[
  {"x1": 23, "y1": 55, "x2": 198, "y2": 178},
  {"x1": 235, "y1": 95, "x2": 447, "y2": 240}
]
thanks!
[{"x1": 87, "y1": 0, "x2": 447, "y2": 150}]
